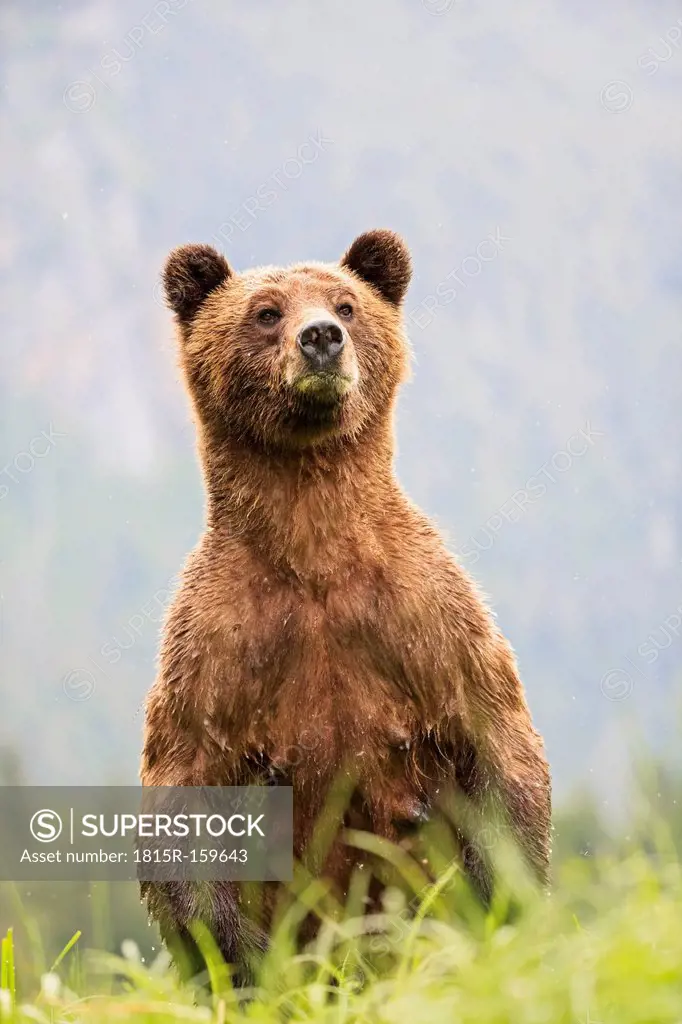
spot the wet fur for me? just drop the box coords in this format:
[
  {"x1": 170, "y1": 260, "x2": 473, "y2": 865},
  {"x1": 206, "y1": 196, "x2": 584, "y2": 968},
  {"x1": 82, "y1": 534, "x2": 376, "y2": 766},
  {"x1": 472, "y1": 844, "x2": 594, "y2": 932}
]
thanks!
[{"x1": 141, "y1": 230, "x2": 551, "y2": 970}]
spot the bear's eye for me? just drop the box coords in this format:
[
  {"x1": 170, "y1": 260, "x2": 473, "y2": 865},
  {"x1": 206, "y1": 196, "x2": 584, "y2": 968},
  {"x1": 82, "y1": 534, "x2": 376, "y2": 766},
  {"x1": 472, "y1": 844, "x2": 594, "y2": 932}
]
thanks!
[
  {"x1": 257, "y1": 307, "x2": 282, "y2": 325},
  {"x1": 337, "y1": 303, "x2": 353, "y2": 319}
]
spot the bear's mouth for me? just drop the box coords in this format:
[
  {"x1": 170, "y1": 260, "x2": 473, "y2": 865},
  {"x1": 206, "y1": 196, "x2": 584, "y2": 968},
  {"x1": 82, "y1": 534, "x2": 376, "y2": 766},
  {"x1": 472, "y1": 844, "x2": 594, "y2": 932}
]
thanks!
[
  {"x1": 291, "y1": 370, "x2": 354, "y2": 405},
  {"x1": 282, "y1": 371, "x2": 355, "y2": 437}
]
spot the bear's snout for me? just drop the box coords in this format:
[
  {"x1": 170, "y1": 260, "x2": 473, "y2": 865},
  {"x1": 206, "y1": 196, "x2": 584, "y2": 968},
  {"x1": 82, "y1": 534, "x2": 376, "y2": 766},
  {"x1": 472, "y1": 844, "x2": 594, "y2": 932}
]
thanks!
[{"x1": 297, "y1": 318, "x2": 345, "y2": 370}]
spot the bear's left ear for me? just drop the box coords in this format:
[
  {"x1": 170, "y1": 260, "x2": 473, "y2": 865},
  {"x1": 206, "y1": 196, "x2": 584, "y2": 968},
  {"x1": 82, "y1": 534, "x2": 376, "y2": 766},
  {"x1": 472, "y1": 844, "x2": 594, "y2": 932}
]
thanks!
[
  {"x1": 163, "y1": 243, "x2": 233, "y2": 322},
  {"x1": 341, "y1": 229, "x2": 412, "y2": 305}
]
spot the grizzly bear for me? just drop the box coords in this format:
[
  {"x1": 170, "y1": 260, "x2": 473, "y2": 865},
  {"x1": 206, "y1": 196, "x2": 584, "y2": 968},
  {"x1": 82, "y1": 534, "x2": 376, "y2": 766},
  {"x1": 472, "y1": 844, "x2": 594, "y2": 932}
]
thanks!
[{"x1": 141, "y1": 229, "x2": 551, "y2": 970}]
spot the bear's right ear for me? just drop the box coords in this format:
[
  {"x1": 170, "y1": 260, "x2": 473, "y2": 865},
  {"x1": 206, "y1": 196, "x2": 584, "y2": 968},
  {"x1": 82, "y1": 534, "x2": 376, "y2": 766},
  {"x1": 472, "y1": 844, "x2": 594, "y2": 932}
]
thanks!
[{"x1": 163, "y1": 244, "x2": 232, "y2": 322}]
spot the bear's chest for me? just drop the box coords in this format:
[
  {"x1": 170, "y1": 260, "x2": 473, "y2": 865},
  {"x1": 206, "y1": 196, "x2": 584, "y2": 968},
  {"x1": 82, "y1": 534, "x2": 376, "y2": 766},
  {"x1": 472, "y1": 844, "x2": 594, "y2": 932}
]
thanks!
[{"x1": 223, "y1": 567, "x2": 426, "y2": 763}]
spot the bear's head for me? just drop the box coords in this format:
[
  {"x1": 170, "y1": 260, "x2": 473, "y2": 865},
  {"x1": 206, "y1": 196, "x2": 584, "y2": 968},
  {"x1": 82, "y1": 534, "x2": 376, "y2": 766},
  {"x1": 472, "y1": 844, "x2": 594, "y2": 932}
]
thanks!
[{"x1": 163, "y1": 230, "x2": 412, "y2": 450}]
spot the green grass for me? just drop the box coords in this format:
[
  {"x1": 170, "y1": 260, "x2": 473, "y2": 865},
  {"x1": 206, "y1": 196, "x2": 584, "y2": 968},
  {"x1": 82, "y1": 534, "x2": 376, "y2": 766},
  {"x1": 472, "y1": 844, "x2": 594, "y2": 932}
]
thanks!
[{"x1": 2, "y1": 831, "x2": 682, "y2": 1023}]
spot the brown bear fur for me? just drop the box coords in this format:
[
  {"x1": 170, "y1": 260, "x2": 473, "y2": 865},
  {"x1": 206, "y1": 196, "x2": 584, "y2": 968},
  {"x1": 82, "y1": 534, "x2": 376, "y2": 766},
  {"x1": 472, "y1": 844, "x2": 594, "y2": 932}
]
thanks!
[{"x1": 140, "y1": 229, "x2": 551, "y2": 968}]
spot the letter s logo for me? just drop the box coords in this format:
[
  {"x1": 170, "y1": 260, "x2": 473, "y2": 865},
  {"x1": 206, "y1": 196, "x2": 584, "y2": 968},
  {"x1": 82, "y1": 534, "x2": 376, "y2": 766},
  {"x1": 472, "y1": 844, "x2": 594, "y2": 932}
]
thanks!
[{"x1": 30, "y1": 809, "x2": 63, "y2": 842}]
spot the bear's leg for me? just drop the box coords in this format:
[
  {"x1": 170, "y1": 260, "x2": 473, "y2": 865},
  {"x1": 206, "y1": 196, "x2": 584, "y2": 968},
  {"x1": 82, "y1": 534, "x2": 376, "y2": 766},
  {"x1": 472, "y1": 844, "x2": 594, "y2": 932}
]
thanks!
[
  {"x1": 141, "y1": 878, "x2": 266, "y2": 985},
  {"x1": 473, "y1": 719, "x2": 552, "y2": 887},
  {"x1": 445, "y1": 710, "x2": 551, "y2": 897},
  {"x1": 139, "y1": 733, "x2": 268, "y2": 980},
  {"x1": 444, "y1": 636, "x2": 552, "y2": 889}
]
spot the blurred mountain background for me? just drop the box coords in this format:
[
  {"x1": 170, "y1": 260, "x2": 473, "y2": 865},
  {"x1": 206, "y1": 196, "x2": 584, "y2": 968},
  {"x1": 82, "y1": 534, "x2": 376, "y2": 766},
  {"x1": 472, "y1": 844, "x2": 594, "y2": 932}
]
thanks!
[{"x1": 1, "y1": 0, "x2": 681, "y2": 817}]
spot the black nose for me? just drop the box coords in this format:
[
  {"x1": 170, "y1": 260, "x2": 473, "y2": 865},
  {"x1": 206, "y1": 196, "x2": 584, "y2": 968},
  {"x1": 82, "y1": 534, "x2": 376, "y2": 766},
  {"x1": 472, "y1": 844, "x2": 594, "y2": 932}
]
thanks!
[{"x1": 297, "y1": 320, "x2": 345, "y2": 368}]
